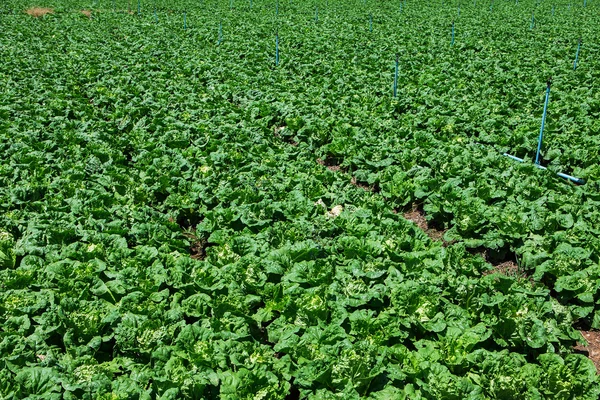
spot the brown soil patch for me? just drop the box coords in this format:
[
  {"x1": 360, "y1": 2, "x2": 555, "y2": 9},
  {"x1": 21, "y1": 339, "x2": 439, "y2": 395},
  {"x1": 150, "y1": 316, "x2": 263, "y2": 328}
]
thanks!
[
  {"x1": 403, "y1": 207, "x2": 428, "y2": 231},
  {"x1": 483, "y1": 260, "x2": 522, "y2": 277},
  {"x1": 25, "y1": 7, "x2": 54, "y2": 17},
  {"x1": 574, "y1": 330, "x2": 600, "y2": 373},
  {"x1": 473, "y1": 248, "x2": 528, "y2": 280},
  {"x1": 350, "y1": 176, "x2": 374, "y2": 191},
  {"x1": 317, "y1": 159, "x2": 340, "y2": 172},
  {"x1": 317, "y1": 157, "x2": 346, "y2": 173},
  {"x1": 183, "y1": 229, "x2": 212, "y2": 260},
  {"x1": 81, "y1": 10, "x2": 92, "y2": 18},
  {"x1": 403, "y1": 204, "x2": 447, "y2": 241}
]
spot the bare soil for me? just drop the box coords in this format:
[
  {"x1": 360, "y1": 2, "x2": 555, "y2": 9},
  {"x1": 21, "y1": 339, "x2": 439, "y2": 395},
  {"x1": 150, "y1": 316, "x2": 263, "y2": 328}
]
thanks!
[
  {"x1": 472, "y1": 248, "x2": 528, "y2": 280},
  {"x1": 403, "y1": 204, "x2": 447, "y2": 241},
  {"x1": 350, "y1": 176, "x2": 374, "y2": 191},
  {"x1": 574, "y1": 330, "x2": 600, "y2": 373},
  {"x1": 317, "y1": 157, "x2": 346, "y2": 173},
  {"x1": 81, "y1": 10, "x2": 92, "y2": 18},
  {"x1": 25, "y1": 7, "x2": 54, "y2": 17},
  {"x1": 484, "y1": 260, "x2": 521, "y2": 276},
  {"x1": 183, "y1": 229, "x2": 211, "y2": 260}
]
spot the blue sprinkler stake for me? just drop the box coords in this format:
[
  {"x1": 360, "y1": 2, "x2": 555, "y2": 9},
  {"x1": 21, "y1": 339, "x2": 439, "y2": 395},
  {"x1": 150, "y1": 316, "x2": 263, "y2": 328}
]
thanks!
[
  {"x1": 137, "y1": 0, "x2": 140, "y2": 15},
  {"x1": 573, "y1": 38, "x2": 582, "y2": 70},
  {"x1": 535, "y1": 79, "x2": 551, "y2": 165},
  {"x1": 400, "y1": 2, "x2": 403, "y2": 12},
  {"x1": 275, "y1": 33, "x2": 279, "y2": 66},
  {"x1": 218, "y1": 21, "x2": 223, "y2": 44},
  {"x1": 504, "y1": 79, "x2": 585, "y2": 184},
  {"x1": 530, "y1": 11, "x2": 535, "y2": 29},
  {"x1": 276, "y1": 0, "x2": 279, "y2": 16},
  {"x1": 552, "y1": 5, "x2": 555, "y2": 15},
  {"x1": 250, "y1": 0, "x2": 252, "y2": 9},
  {"x1": 393, "y1": 53, "x2": 399, "y2": 97},
  {"x1": 451, "y1": 20, "x2": 455, "y2": 45},
  {"x1": 584, "y1": 0, "x2": 587, "y2": 7}
]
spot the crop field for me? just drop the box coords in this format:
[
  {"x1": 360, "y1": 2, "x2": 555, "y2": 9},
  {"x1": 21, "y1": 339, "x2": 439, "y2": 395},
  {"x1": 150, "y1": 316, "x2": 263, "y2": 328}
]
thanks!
[{"x1": 2, "y1": 0, "x2": 600, "y2": 398}]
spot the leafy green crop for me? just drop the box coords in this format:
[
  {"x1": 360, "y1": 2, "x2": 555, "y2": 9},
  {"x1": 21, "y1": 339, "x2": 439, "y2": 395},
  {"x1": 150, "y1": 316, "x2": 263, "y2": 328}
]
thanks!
[{"x1": 1, "y1": 0, "x2": 600, "y2": 398}]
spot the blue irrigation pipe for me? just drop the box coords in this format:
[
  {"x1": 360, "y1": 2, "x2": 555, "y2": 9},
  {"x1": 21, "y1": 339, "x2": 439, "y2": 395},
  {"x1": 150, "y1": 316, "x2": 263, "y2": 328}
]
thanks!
[
  {"x1": 393, "y1": 53, "x2": 398, "y2": 97},
  {"x1": 276, "y1": 0, "x2": 279, "y2": 16},
  {"x1": 451, "y1": 20, "x2": 455, "y2": 45},
  {"x1": 552, "y1": 5, "x2": 555, "y2": 15},
  {"x1": 502, "y1": 153, "x2": 585, "y2": 184},
  {"x1": 137, "y1": 0, "x2": 140, "y2": 14},
  {"x1": 530, "y1": 11, "x2": 535, "y2": 29},
  {"x1": 573, "y1": 38, "x2": 582, "y2": 70},
  {"x1": 503, "y1": 80, "x2": 585, "y2": 184}
]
